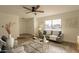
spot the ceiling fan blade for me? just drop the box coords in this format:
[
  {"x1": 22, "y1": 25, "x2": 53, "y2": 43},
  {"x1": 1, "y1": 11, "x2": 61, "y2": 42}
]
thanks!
[
  {"x1": 23, "y1": 6, "x2": 32, "y2": 11},
  {"x1": 35, "y1": 5, "x2": 40, "y2": 10},
  {"x1": 26, "y1": 12, "x2": 32, "y2": 14},
  {"x1": 36, "y1": 10, "x2": 44, "y2": 13}
]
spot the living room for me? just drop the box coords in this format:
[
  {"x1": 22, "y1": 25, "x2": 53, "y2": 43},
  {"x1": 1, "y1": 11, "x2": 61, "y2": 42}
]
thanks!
[{"x1": 0, "y1": 5, "x2": 79, "y2": 53}]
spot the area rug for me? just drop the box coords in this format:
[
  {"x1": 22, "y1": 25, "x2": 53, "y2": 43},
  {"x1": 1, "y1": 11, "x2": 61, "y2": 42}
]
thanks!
[{"x1": 21, "y1": 39, "x2": 77, "y2": 53}]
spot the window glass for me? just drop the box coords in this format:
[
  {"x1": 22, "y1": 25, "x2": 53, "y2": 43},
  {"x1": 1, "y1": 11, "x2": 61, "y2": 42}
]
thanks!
[{"x1": 44, "y1": 19, "x2": 61, "y2": 31}]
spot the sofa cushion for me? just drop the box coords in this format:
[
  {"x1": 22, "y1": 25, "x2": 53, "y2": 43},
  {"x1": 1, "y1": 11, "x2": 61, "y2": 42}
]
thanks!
[
  {"x1": 49, "y1": 35, "x2": 57, "y2": 41},
  {"x1": 53, "y1": 31, "x2": 59, "y2": 36}
]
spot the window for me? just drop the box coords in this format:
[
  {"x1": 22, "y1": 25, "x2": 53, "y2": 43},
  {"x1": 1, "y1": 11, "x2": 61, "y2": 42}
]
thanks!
[
  {"x1": 44, "y1": 19, "x2": 61, "y2": 31},
  {"x1": 45, "y1": 20, "x2": 52, "y2": 30}
]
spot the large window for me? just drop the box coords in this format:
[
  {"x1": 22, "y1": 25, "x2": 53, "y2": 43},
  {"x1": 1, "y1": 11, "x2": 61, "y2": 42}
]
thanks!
[{"x1": 44, "y1": 19, "x2": 61, "y2": 31}]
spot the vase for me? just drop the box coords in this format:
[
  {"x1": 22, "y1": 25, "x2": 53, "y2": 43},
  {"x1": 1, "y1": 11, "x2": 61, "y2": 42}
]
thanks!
[
  {"x1": 43, "y1": 35, "x2": 48, "y2": 43},
  {"x1": 7, "y1": 34, "x2": 14, "y2": 48}
]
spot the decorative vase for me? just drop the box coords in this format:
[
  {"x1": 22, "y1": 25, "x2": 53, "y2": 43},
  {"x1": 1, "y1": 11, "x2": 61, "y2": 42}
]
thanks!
[
  {"x1": 43, "y1": 35, "x2": 48, "y2": 43},
  {"x1": 7, "y1": 34, "x2": 14, "y2": 48}
]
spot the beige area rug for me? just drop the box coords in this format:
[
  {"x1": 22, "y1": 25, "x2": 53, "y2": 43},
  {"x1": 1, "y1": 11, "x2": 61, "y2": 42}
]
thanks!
[
  {"x1": 21, "y1": 39, "x2": 78, "y2": 53},
  {"x1": 16, "y1": 34, "x2": 78, "y2": 53}
]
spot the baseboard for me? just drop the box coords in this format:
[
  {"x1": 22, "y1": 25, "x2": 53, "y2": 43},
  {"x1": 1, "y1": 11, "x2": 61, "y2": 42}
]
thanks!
[
  {"x1": 20, "y1": 33, "x2": 33, "y2": 36},
  {"x1": 63, "y1": 41, "x2": 76, "y2": 45},
  {"x1": 62, "y1": 41, "x2": 77, "y2": 49}
]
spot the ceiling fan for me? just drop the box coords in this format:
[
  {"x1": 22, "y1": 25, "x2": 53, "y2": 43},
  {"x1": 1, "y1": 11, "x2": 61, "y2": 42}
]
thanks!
[{"x1": 23, "y1": 5, "x2": 44, "y2": 15}]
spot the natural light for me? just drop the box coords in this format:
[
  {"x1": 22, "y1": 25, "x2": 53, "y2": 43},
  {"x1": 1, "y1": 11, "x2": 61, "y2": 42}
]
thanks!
[
  {"x1": 45, "y1": 19, "x2": 61, "y2": 31},
  {"x1": 52, "y1": 19, "x2": 61, "y2": 25}
]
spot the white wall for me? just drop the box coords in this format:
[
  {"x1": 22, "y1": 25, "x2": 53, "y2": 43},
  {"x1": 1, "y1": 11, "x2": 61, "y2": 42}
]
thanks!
[
  {"x1": 0, "y1": 13, "x2": 19, "y2": 39},
  {"x1": 19, "y1": 18, "x2": 34, "y2": 35},
  {"x1": 37, "y1": 10, "x2": 79, "y2": 43},
  {"x1": 61, "y1": 11, "x2": 78, "y2": 43}
]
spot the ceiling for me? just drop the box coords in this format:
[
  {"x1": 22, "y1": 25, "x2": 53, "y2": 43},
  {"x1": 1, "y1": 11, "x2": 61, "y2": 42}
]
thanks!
[{"x1": 0, "y1": 5, "x2": 79, "y2": 18}]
